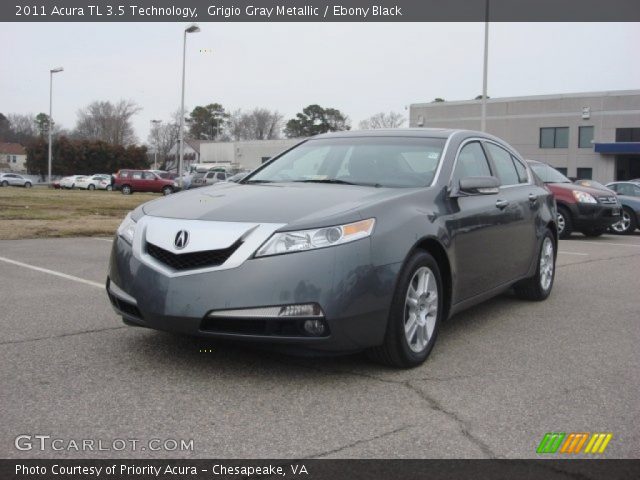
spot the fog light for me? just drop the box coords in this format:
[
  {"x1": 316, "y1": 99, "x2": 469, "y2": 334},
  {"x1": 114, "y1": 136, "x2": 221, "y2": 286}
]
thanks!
[{"x1": 303, "y1": 319, "x2": 326, "y2": 336}]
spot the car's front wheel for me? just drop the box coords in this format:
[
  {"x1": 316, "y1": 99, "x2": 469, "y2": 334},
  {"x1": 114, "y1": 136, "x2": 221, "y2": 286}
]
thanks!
[
  {"x1": 162, "y1": 186, "x2": 174, "y2": 196},
  {"x1": 557, "y1": 207, "x2": 573, "y2": 239},
  {"x1": 1, "y1": 180, "x2": 9, "y2": 187},
  {"x1": 514, "y1": 230, "x2": 555, "y2": 301},
  {"x1": 611, "y1": 208, "x2": 636, "y2": 235},
  {"x1": 24, "y1": 182, "x2": 32, "y2": 188},
  {"x1": 368, "y1": 251, "x2": 443, "y2": 368},
  {"x1": 88, "y1": 184, "x2": 95, "y2": 191},
  {"x1": 106, "y1": 185, "x2": 113, "y2": 191}
]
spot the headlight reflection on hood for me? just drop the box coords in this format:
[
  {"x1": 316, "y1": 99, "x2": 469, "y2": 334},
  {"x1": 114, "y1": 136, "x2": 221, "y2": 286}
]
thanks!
[
  {"x1": 117, "y1": 212, "x2": 138, "y2": 245},
  {"x1": 255, "y1": 218, "x2": 375, "y2": 257}
]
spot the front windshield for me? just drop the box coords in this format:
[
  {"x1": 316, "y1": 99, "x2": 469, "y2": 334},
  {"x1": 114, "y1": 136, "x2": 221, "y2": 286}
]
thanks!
[
  {"x1": 530, "y1": 163, "x2": 571, "y2": 183},
  {"x1": 246, "y1": 137, "x2": 446, "y2": 188}
]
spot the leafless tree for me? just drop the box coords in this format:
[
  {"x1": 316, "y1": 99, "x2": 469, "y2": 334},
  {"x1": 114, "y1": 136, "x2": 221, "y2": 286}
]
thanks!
[
  {"x1": 227, "y1": 108, "x2": 283, "y2": 140},
  {"x1": 147, "y1": 110, "x2": 182, "y2": 171},
  {"x1": 73, "y1": 100, "x2": 142, "y2": 145},
  {"x1": 359, "y1": 111, "x2": 406, "y2": 130}
]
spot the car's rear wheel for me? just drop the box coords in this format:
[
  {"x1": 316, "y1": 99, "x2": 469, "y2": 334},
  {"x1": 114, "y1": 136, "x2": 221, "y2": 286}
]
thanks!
[
  {"x1": 611, "y1": 208, "x2": 636, "y2": 235},
  {"x1": 514, "y1": 230, "x2": 555, "y2": 301},
  {"x1": 556, "y1": 206, "x2": 573, "y2": 239},
  {"x1": 162, "y1": 186, "x2": 174, "y2": 196},
  {"x1": 368, "y1": 251, "x2": 442, "y2": 368},
  {"x1": 121, "y1": 185, "x2": 132, "y2": 195},
  {"x1": 24, "y1": 182, "x2": 32, "y2": 188},
  {"x1": 88, "y1": 184, "x2": 95, "y2": 191}
]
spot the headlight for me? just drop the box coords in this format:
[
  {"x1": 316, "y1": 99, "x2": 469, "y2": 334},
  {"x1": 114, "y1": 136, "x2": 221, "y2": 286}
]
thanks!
[
  {"x1": 117, "y1": 212, "x2": 137, "y2": 244},
  {"x1": 255, "y1": 218, "x2": 375, "y2": 257},
  {"x1": 572, "y1": 190, "x2": 597, "y2": 204}
]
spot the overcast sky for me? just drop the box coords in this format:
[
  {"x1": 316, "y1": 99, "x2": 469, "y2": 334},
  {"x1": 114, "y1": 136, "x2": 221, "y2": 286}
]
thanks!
[{"x1": 1, "y1": 22, "x2": 638, "y2": 143}]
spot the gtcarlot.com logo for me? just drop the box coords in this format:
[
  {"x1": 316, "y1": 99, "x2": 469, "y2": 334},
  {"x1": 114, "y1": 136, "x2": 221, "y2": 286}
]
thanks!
[
  {"x1": 14, "y1": 435, "x2": 194, "y2": 452},
  {"x1": 537, "y1": 432, "x2": 613, "y2": 454}
]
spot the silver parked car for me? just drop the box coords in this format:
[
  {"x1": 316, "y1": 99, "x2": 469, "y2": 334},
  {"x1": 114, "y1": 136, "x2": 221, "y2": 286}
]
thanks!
[{"x1": 0, "y1": 173, "x2": 32, "y2": 188}]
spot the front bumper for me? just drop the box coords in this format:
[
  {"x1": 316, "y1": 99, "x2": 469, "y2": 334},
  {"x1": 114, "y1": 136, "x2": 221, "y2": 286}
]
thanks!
[
  {"x1": 107, "y1": 236, "x2": 399, "y2": 352},
  {"x1": 568, "y1": 202, "x2": 621, "y2": 230}
]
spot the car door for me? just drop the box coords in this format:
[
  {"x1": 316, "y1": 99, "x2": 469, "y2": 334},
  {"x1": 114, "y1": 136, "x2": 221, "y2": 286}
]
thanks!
[
  {"x1": 446, "y1": 140, "x2": 509, "y2": 299},
  {"x1": 7, "y1": 174, "x2": 20, "y2": 186},
  {"x1": 142, "y1": 171, "x2": 160, "y2": 192},
  {"x1": 483, "y1": 141, "x2": 538, "y2": 281}
]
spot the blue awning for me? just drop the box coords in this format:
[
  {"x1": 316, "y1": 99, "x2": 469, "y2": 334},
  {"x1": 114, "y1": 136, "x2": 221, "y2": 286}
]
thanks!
[{"x1": 594, "y1": 142, "x2": 640, "y2": 154}]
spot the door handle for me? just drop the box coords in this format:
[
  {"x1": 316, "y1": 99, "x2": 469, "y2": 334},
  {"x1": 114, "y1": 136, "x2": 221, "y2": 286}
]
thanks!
[
  {"x1": 495, "y1": 199, "x2": 509, "y2": 209},
  {"x1": 528, "y1": 193, "x2": 538, "y2": 204}
]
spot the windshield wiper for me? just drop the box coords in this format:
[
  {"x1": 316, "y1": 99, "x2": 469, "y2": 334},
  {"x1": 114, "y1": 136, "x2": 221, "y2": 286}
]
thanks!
[
  {"x1": 294, "y1": 179, "x2": 381, "y2": 187},
  {"x1": 243, "y1": 179, "x2": 274, "y2": 184}
]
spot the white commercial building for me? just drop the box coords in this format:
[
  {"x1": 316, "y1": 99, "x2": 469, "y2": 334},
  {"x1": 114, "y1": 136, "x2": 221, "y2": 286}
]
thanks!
[{"x1": 410, "y1": 90, "x2": 640, "y2": 182}]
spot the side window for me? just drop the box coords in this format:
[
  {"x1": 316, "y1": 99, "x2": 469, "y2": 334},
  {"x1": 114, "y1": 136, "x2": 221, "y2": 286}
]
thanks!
[
  {"x1": 132, "y1": 172, "x2": 143, "y2": 180},
  {"x1": 143, "y1": 172, "x2": 156, "y2": 180},
  {"x1": 452, "y1": 142, "x2": 491, "y2": 186},
  {"x1": 512, "y1": 156, "x2": 529, "y2": 183},
  {"x1": 617, "y1": 184, "x2": 633, "y2": 196},
  {"x1": 634, "y1": 185, "x2": 640, "y2": 196},
  {"x1": 485, "y1": 143, "x2": 519, "y2": 186},
  {"x1": 216, "y1": 172, "x2": 226, "y2": 180}
]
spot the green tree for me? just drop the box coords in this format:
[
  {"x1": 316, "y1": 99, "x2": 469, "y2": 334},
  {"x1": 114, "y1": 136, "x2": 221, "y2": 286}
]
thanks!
[
  {"x1": 35, "y1": 113, "x2": 51, "y2": 137},
  {"x1": 284, "y1": 104, "x2": 350, "y2": 138},
  {"x1": 188, "y1": 103, "x2": 229, "y2": 140}
]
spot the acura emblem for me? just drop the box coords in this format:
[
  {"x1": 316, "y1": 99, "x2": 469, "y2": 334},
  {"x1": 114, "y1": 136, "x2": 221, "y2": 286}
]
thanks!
[{"x1": 174, "y1": 230, "x2": 189, "y2": 250}]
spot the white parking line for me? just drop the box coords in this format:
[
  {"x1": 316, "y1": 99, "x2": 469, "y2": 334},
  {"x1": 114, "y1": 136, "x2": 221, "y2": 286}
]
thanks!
[
  {"x1": 92, "y1": 237, "x2": 113, "y2": 243},
  {"x1": 559, "y1": 251, "x2": 589, "y2": 256},
  {"x1": 564, "y1": 241, "x2": 640, "y2": 248},
  {"x1": 0, "y1": 256, "x2": 103, "y2": 289}
]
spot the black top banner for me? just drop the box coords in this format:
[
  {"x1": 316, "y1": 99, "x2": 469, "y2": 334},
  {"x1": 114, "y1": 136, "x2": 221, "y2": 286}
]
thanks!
[{"x1": 5, "y1": 0, "x2": 640, "y2": 22}]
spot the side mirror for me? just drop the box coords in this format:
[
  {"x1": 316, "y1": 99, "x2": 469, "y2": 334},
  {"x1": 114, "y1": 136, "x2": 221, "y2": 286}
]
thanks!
[{"x1": 457, "y1": 176, "x2": 500, "y2": 195}]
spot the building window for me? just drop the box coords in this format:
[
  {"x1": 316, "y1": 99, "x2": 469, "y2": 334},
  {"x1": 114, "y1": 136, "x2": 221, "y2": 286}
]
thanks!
[
  {"x1": 576, "y1": 168, "x2": 592, "y2": 179},
  {"x1": 578, "y1": 126, "x2": 594, "y2": 148},
  {"x1": 555, "y1": 167, "x2": 568, "y2": 176},
  {"x1": 540, "y1": 127, "x2": 569, "y2": 148},
  {"x1": 12, "y1": 156, "x2": 17, "y2": 163},
  {"x1": 615, "y1": 128, "x2": 640, "y2": 142}
]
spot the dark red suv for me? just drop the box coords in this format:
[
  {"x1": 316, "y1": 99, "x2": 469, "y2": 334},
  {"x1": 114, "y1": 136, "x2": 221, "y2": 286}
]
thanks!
[
  {"x1": 527, "y1": 160, "x2": 621, "y2": 238},
  {"x1": 113, "y1": 170, "x2": 177, "y2": 195}
]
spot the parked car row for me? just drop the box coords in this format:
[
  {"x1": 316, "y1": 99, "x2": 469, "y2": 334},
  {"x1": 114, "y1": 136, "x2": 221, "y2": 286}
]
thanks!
[{"x1": 0, "y1": 173, "x2": 32, "y2": 188}]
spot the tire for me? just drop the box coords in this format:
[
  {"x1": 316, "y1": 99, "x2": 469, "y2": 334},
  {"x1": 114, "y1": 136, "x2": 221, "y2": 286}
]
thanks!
[
  {"x1": 610, "y1": 207, "x2": 637, "y2": 235},
  {"x1": 121, "y1": 185, "x2": 132, "y2": 195},
  {"x1": 514, "y1": 230, "x2": 555, "y2": 301},
  {"x1": 162, "y1": 186, "x2": 174, "y2": 196},
  {"x1": 1, "y1": 180, "x2": 8, "y2": 187},
  {"x1": 71, "y1": 183, "x2": 75, "y2": 190},
  {"x1": 106, "y1": 185, "x2": 113, "y2": 191},
  {"x1": 88, "y1": 184, "x2": 95, "y2": 191},
  {"x1": 556, "y1": 206, "x2": 573, "y2": 239},
  {"x1": 24, "y1": 182, "x2": 32, "y2": 188},
  {"x1": 367, "y1": 251, "x2": 443, "y2": 368},
  {"x1": 582, "y1": 228, "x2": 604, "y2": 237}
]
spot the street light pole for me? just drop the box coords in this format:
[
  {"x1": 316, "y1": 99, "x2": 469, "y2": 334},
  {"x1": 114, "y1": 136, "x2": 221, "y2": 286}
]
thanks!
[
  {"x1": 48, "y1": 67, "x2": 63, "y2": 185},
  {"x1": 480, "y1": 0, "x2": 489, "y2": 132},
  {"x1": 151, "y1": 119, "x2": 162, "y2": 170},
  {"x1": 178, "y1": 24, "x2": 200, "y2": 188}
]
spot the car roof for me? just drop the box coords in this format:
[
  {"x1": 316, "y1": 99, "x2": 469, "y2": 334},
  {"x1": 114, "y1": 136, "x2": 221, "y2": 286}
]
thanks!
[{"x1": 311, "y1": 128, "x2": 459, "y2": 140}]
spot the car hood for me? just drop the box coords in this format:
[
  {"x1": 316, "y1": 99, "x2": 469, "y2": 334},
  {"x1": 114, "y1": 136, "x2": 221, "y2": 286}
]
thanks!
[
  {"x1": 547, "y1": 182, "x2": 611, "y2": 197},
  {"x1": 142, "y1": 182, "x2": 415, "y2": 227}
]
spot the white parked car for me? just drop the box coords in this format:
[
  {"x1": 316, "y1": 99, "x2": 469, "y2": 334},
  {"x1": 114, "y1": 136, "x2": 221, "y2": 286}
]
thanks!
[
  {"x1": 59, "y1": 175, "x2": 88, "y2": 189},
  {"x1": 0, "y1": 173, "x2": 33, "y2": 188},
  {"x1": 75, "y1": 174, "x2": 112, "y2": 191}
]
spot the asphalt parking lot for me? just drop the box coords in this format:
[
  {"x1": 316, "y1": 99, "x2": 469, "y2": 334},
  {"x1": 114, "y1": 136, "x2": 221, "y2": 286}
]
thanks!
[{"x1": 1, "y1": 234, "x2": 639, "y2": 459}]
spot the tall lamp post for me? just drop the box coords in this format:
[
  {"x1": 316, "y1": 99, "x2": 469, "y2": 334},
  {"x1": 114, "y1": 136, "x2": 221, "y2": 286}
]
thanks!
[
  {"x1": 178, "y1": 24, "x2": 200, "y2": 187},
  {"x1": 151, "y1": 119, "x2": 162, "y2": 170},
  {"x1": 480, "y1": 0, "x2": 489, "y2": 132},
  {"x1": 48, "y1": 67, "x2": 64, "y2": 185}
]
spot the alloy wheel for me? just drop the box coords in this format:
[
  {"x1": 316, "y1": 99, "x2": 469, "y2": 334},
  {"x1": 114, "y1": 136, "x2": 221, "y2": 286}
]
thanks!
[
  {"x1": 404, "y1": 266, "x2": 438, "y2": 353},
  {"x1": 611, "y1": 211, "x2": 631, "y2": 234},
  {"x1": 539, "y1": 237, "x2": 554, "y2": 291},
  {"x1": 557, "y1": 213, "x2": 565, "y2": 235}
]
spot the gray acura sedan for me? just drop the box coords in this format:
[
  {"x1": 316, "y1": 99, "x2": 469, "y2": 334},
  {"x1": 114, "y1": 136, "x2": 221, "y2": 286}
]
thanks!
[{"x1": 107, "y1": 129, "x2": 557, "y2": 368}]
